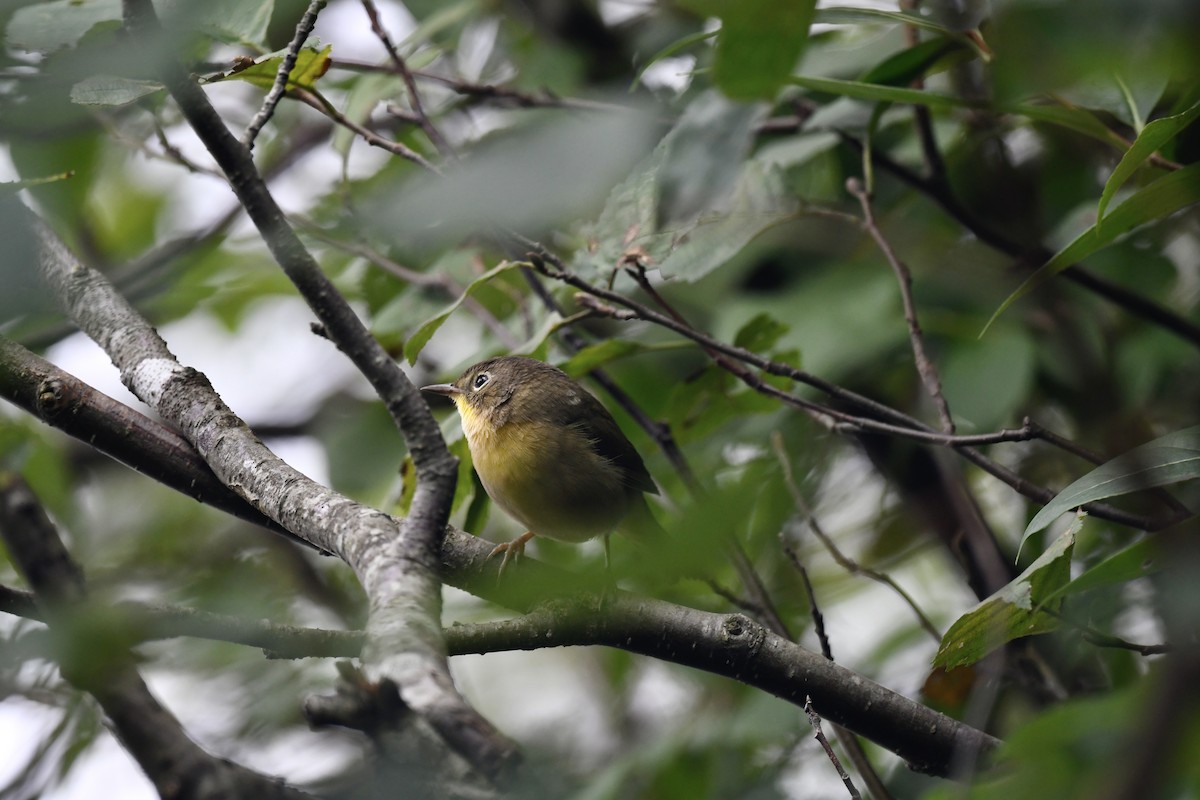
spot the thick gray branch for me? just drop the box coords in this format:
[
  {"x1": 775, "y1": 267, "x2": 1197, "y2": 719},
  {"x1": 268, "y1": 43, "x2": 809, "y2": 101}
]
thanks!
[
  {"x1": 0, "y1": 531, "x2": 999, "y2": 780},
  {"x1": 0, "y1": 337, "x2": 313, "y2": 549},
  {"x1": 34, "y1": 212, "x2": 515, "y2": 779}
]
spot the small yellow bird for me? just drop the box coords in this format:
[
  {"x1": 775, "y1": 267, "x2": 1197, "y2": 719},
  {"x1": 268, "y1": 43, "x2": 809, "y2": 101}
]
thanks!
[{"x1": 421, "y1": 356, "x2": 662, "y2": 571}]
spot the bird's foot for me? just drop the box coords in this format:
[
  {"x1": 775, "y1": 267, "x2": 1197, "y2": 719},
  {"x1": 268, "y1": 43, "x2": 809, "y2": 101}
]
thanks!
[{"x1": 487, "y1": 531, "x2": 535, "y2": 577}]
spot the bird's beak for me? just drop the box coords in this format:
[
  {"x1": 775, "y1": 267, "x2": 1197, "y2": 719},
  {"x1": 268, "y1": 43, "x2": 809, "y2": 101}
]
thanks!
[{"x1": 421, "y1": 383, "x2": 463, "y2": 397}]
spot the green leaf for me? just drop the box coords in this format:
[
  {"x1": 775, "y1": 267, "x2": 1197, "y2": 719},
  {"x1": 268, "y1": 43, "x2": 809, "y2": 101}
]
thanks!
[
  {"x1": 70, "y1": 76, "x2": 164, "y2": 107},
  {"x1": 631, "y1": 29, "x2": 717, "y2": 90},
  {"x1": 372, "y1": 110, "x2": 657, "y2": 253},
  {"x1": 512, "y1": 312, "x2": 570, "y2": 359},
  {"x1": 941, "y1": 326, "x2": 1036, "y2": 431},
  {"x1": 958, "y1": 685, "x2": 1141, "y2": 800},
  {"x1": 656, "y1": 91, "x2": 768, "y2": 228},
  {"x1": 400, "y1": 0, "x2": 480, "y2": 51},
  {"x1": 789, "y1": 75, "x2": 1115, "y2": 143},
  {"x1": 448, "y1": 435, "x2": 479, "y2": 521},
  {"x1": 658, "y1": 210, "x2": 795, "y2": 283},
  {"x1": 789, "y1": 74, "x2": 972, "y2": 111},
  {"x1": 1009, "y1": 102, "x2": 1120, "y2": 142},
  {"x1": 6, "y1": 0, "x2": 120, "y2": 53},
  {"x1": 859, "y1": 38, "x2": 965, "y2": 87},
  {"x1": 7, "y1": 0, "x2": 275, "y2": 54},
  {"x1": 658, "y1": 158, "x2": 797, "y2": 282},
  {"x1": 816, "y1": 6, "x2": 962, "y2": 37},
  {"x1": 984, "y1": 162, "x2": 1200, "y2": 336},
  {"x1": 558, "y1": 340, "x2": 646, "y2": 379},
  {"x1": 402, "y1": 261, "x2": 520, "y2": 365},
  {"x1": 1042, "y1": 538, "x2": 1159, "y2": 607},
  {"x1": 934, "y1": 517, "x2": 1080, "y2": 670},
  {"x1": 165, "y1": 0, "x2": 275, "y2": 48},
  {"x1": 815, "y1": 6, "x2": 992, "y2": 63},
  {"x1": 204, "y1": 44, "x2": 332, "y2": 92},
  {"x1": 733, "y1": 313, "x2": 789, "y2": 352},
  {"x1": 684, "y1": 0, "x2": 817, "y2": 101},
  {"x1": 1023, "y1": 425, "x2": 1200, "y2": 543},
  {"x1": 574, "y1": 123, "x2": 794, "y2": 284},
  {"x1": 1098, "y1": 101, "x2": 1200, "y2": 226}
]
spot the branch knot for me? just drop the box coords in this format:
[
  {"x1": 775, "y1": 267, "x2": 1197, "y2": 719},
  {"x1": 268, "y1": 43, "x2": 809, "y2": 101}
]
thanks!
[{"x1": 721, "y1": 613, "x2": 766, "y2": 661}]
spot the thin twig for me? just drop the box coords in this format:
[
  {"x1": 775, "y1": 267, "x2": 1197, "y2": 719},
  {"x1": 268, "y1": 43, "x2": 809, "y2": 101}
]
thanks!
[
  {"x1": 897, "y1": 0, "x2": 949, "y2": 190},
  {"x1": 92, "y1": 110, "x2": 223, "y2": 177},
  {"x1": 621, "y1": 261, "x2": 895, "y2": 795},
  {"x1": 1080, "y1": 629, "x2": 1171, "y2": 657},
  {"x1": 804, "y1": 696, "x2": 862, "y2": 800},
  {"x1": 1043, "y1": 609, "x2": 1174, "y2": 657},
  {"x1": 0, "y1": 583, "x2": 364, "y2": 658},
  {"x1": 847, "y1": 177, "x2": 955, "y2": 434},
  {"x1": 780, "y1": 527, "x2": 896, "y2": 800},
  {"x1": 773, "y1": 433, "x2": 942, "y2": 643},
  {"x1": 360, "y1": 0, "x2": 454, "y2": 160},
  {"x1": 151, "y1": 120, "x2": 225, "y2": 177},
  {"x1": 575, "y1": 294, "x2": 1025, "y2": 444},
  {"x1": 243, "y1": 0, "x2": 327, "y2": 149},
  {"x1": 782, "y1": 536, "x2": 834, "y2": 660},
  {"x1": 292, "y1": 87, "x2": 441, "y2": 173},
  {"x1": 298, "y1": 221, "x2": 519, "y2": 348},
  {"x1": 330, "y1": 59, "x2": 628, "y2": 113},
  {"x1": 841, "y1": 134, "x2": 1200, "y2": 350},
  {"x1": 528, "y1": 258, "x2": 1183, "y2": 532}
]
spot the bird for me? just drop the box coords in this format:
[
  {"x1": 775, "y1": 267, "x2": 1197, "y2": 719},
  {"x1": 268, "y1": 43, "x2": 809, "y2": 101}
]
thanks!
[{"x1": 421, "y1": 355, "x2": 662, "y2": 573}]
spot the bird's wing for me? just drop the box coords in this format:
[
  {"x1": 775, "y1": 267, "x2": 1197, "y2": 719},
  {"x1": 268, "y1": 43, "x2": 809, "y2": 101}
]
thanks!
[{"x1": 560, "y1": 392, "x2": 659, "y2": 496}]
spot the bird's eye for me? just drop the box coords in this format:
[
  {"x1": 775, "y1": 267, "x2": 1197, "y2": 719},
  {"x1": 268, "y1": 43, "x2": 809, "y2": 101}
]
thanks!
[{"x1": 472, "y1": 373, "x2": 489, "y2": 390}]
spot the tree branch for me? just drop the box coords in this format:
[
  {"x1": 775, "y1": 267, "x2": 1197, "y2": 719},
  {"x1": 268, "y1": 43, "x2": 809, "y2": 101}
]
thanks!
[
  {"x1": 291, "y1": 87, "x2": 440, "y2": 172},
  {"x1": 34, "y1": 201, "x2": 514, "y2": 779},
  {"x1": 359, "y1": 0, "x2": 454, "y2": 160},
  {"x1": 116, "y1": 0, "x2": 511, "y2": 780},
  {"x1": 804, "y1": 696, "x2": 861, "y2": 800},
  {"x1": 0, "y1": 337, "x2": 315, "y2": 550},
  {"x1": 434, "y1": 582, "x2": 1001, "y2": 778},
  {"x1": 847, "y1": 177, "x2": 955, "y2": 433},
  {"x1": 242, "y1": 0, "x2": 327, "y2": 148},
  {"x1": 843, "y1": 134, "x2": 1200, "y2": 350},
  {"x1": 0, "y1": 474, "x2": 313, "y2": 800},
  {"x1": 0, "y1": 344, "x2": 999, "y2": 779}
]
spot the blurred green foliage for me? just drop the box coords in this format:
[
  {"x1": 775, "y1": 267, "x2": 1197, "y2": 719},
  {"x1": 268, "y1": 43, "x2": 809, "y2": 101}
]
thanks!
[{"x1": 1, "y1": 0, "x2": 1199, "y2": 797}]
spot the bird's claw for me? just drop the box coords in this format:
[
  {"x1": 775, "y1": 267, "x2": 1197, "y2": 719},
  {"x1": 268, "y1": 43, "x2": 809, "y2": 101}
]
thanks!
[{"x1": 487, "y1": 532, "x2": 535, "y2": 577}]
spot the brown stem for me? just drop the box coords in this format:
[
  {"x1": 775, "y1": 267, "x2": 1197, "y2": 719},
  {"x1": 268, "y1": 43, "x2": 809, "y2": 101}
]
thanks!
[
  {"x1": 243, "y1": 0, "x2": 327, "y2": 148},
  {"x1": 360, "y1": 0, "x2": 454, "y2": 160},
  {"x1": 847, "y1": 177, "x2": 955, "y2": 433}
]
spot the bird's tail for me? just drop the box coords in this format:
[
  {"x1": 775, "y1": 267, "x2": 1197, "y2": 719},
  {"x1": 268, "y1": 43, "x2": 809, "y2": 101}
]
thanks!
[
  {"x1": 616, "y1": 494, "x2": 712, "y2": 584},
  {"x1": 619, "y1": 493, "x2": 668, "y2": 541}
]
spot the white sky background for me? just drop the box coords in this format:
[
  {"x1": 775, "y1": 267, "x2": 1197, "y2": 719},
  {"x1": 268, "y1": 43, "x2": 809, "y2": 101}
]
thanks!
[{"x1": 0, "y1": 0, "x2": 984, "y2": 798}]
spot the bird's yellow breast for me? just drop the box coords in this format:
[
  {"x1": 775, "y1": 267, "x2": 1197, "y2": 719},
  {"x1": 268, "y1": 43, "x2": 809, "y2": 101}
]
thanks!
[{"x1": 454, "y1": 397, "x2": 632, "y2": 542}]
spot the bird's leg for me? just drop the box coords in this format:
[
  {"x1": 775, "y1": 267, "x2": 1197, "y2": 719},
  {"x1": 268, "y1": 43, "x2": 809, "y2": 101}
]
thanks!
[
  {"x1": 487, "y1": 531, "x2": 535, "y2": 576},
  {"x1": 599, "y1": 534, "x2": 614, "y2": 609}
]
